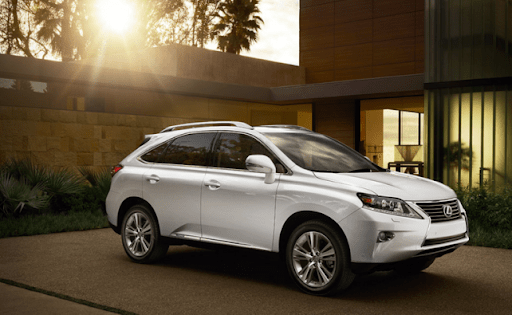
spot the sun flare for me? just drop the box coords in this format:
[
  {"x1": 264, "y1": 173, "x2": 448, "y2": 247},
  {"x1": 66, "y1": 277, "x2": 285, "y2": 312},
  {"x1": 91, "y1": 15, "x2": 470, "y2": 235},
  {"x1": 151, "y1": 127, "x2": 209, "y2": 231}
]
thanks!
[{"x1": 97, "y1": 0, "x2": 135, "y2": 34}]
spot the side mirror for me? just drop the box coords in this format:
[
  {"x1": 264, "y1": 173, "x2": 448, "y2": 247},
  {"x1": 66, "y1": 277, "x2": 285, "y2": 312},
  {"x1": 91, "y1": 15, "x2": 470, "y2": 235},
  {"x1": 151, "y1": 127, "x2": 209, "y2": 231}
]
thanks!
[{"x1": 245, "y1": 155, "x2": 276, "y2": 184}]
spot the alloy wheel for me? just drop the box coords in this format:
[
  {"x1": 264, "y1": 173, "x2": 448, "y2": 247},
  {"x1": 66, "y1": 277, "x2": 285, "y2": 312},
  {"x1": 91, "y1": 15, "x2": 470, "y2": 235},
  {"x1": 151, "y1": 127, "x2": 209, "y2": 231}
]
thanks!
[
  {"x1": 124, "y1": 211, "x2": 153, "y2": 257},
  {"x1": 292, "y1": 231, "x2": 337, "y2": 288}
]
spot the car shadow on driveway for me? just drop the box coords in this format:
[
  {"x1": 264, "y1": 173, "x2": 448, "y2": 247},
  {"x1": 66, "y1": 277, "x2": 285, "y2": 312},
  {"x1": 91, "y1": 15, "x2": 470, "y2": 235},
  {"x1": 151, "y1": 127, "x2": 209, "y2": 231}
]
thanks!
[
  {"x1": 155, "y1": 246, "x2": 292, "y2": 288},
  {"x1": 146, "y1": 245, "x2": 470, "y2": 299},
  {"x1": 141, "y1": 246, "x2": 499, "y2": 314}
]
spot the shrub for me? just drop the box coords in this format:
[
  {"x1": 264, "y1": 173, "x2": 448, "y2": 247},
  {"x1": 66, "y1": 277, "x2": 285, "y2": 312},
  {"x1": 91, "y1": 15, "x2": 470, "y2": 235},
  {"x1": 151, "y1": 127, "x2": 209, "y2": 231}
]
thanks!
[
  {"x1": 0, "y1": 174, "x2": 49, "y2": 216},
  {"x1": 456, "y1": 185, "x2": 512, "y2": 230},
  {"x1": 0, "y1": 159, "x2": 111, "y2": 216},
  {"x1": 78, "y1": 167, "x2": 112, "y2": 213},
  {"x1": 4, "y1": 159, "x2": 85, "y2": 214}
]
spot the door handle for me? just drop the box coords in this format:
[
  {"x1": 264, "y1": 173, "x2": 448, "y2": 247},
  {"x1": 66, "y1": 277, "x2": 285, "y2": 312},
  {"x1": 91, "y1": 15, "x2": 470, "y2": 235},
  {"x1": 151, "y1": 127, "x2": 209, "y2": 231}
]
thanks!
[
  {"x1": 145, "y1": 175, "x2": 160, "y2": 184},
  {"x1": 204, "y1": 180, "x2": 221, "y2": 190}
]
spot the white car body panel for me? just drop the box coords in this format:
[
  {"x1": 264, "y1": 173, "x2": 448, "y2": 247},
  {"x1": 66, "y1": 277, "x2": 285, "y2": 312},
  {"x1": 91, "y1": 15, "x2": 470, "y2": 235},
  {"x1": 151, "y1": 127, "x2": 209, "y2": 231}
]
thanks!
[
  {"x1": 314, "y1": 171, "x2": 457, "y2": 201},
  {"x1": 106, "y1": 166, "x2": 145, "y2": 227},
  {"x1": 201, "y1": 168, "x2": 279, "y2": 251},
  {"x1": 142, "y1": 164, "x2": 206, "y2": 238}
]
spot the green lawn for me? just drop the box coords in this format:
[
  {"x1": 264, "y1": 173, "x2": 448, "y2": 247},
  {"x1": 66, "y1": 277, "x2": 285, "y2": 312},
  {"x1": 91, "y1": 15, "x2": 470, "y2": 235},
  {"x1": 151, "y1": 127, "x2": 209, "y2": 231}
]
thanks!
[{"x1": 0, "y1": 210, "x2": 109, "y2": 238}]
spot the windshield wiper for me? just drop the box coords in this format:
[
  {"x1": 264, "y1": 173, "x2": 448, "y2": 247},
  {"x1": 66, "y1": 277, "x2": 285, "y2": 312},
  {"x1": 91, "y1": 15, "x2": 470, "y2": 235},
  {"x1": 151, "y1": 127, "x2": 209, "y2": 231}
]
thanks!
[{"x1": 348, "y1": 168, "x2": 378, "y2": 173}]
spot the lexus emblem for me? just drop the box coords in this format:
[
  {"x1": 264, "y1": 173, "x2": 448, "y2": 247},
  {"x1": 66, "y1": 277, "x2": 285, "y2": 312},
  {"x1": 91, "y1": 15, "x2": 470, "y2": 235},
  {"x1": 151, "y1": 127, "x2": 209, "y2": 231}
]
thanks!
[{"x1": 443, "y1": 205, "x2": 453, "y2": 217}]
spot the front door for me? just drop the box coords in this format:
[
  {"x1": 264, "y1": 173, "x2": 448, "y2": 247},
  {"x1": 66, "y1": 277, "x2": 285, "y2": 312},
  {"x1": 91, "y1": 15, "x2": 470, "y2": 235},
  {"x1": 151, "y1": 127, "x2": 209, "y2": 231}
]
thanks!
[{"x1": 200, "y1": 132, "x2": 280, "y2": 251}]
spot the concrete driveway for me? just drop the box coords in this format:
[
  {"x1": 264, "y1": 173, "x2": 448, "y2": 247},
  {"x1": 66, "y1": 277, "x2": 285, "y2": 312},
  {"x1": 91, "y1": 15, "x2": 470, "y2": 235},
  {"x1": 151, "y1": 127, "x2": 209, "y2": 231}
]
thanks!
[{"x1": 0, "y1": 229, "x2": 511, "y2": 315}]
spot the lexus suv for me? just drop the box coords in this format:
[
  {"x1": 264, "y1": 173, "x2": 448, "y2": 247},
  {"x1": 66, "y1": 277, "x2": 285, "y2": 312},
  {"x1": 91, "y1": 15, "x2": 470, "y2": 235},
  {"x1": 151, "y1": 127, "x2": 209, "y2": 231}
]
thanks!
[{"x1": 106, "y1": 121, "x2": 469, "y2": 295}]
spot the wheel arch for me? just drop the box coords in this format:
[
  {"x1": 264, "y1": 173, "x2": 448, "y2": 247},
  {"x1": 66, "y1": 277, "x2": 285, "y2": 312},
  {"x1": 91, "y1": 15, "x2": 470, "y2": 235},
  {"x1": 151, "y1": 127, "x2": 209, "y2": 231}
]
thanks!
[
  {"x1": 278, "y1": 211, "x2": 351, "y2": 261},
  {"x1": 114, "y1": 197, "x2": 157, "y2": 234}
]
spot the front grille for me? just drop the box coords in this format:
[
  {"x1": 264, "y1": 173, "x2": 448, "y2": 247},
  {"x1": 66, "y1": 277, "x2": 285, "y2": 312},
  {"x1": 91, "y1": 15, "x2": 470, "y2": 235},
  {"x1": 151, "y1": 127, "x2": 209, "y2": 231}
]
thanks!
[{"x1": 415, "y1": 199, "x2": 462, "y2": 223}]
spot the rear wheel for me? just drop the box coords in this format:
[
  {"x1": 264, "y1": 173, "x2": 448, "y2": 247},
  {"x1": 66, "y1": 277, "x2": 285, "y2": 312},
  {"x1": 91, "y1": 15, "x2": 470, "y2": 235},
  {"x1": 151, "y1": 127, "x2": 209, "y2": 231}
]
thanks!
[
  {"x1": 121, "y1": 204, "x2": 168, "y2": 263},
  {"x1": 285, "y1": 220, "x2": 355, "y2": 296}
]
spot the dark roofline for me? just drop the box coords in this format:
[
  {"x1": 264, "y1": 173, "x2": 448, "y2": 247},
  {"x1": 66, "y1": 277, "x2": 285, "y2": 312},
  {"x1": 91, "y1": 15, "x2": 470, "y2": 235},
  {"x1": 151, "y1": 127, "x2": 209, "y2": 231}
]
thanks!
[
  {"x1": 0, "y1": 54, "x2": 424, "y2": 104},
  {"x1": 0, "y1": 54, "x2": 272, "y2": 103},
  {"x1": 270, "y1": 74, "x2": 424, "y2": 104}
]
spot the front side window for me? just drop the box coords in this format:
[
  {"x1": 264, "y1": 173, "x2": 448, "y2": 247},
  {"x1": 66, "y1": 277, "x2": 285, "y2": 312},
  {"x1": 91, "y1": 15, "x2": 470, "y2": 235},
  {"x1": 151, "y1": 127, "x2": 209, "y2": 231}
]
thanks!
[
  {"x1": 159, "y1": 133, "x2": 216, "y2": 166},
  {"x1": 213, "y1": 133, "x2": 284, "y2": 172}
]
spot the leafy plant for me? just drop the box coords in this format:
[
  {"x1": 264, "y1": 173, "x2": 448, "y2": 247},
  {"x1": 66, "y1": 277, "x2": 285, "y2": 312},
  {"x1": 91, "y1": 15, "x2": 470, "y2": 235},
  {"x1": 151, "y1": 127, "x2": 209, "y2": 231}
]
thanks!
[
  {"x1": 78, "y1": 167, "x2": 112, "y2": 213},
  {"x1": 0, "y1": 174, "x2": 49, "y2": 215},
  {"x1": 456, "y1": 184, "x2": 512, "y2": 230},
  {"x1": 0, "y1": 158, "x2": 84, "y2": 214},
  {"x1": 444, "y1": 142, "x2": 472, "y2": 170}
]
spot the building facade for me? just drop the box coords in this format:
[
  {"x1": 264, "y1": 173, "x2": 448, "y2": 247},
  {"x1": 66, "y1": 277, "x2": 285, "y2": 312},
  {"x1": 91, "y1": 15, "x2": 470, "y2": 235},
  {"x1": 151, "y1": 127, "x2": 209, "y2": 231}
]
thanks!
[
  {"x1": 1, "y1": 0, "x2": 511, "y2": 191},
  {"x1": 300, "y1": 0, "x2": 512, "y2": 190},
  {"x1": 424, "y1": 0, "x2": 512, "y2": 189}
]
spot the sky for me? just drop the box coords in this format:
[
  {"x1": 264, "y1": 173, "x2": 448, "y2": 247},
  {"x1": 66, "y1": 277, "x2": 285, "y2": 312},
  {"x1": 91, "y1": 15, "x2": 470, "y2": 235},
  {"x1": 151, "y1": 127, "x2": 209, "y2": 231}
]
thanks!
[{"x1": 205, "y1": 0, "x2": 300, "y2": 66}]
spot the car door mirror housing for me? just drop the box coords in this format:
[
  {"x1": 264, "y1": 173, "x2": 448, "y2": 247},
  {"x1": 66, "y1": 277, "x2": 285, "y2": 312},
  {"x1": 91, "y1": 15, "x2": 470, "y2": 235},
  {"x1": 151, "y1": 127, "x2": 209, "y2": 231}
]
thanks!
[{"x1": 245, "y1": 155, "x2": 276, "y2": 184}]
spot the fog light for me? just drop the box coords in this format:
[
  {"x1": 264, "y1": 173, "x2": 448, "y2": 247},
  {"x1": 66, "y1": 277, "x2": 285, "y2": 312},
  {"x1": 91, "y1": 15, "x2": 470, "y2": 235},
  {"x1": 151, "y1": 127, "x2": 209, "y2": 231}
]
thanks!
[{"x1": 377, "y1": 231, "x2": 395, "y2": 243}]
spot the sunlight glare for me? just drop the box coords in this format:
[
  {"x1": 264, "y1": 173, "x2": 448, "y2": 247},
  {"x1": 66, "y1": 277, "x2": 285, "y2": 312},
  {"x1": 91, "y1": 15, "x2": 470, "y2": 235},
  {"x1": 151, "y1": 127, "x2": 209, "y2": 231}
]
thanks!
[{"x1": 98, "y1": 0, "x2": 134, "y2": 34}]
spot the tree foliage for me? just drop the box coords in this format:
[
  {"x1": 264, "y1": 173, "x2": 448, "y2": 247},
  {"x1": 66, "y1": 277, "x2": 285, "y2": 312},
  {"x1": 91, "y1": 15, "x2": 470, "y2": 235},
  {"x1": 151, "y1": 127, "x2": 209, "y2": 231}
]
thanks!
[
  {"x1": 211, "y1": 0, "x2": 262, "y2": 54},
  {"x1": 0, "y1": 0, "x2": 263, "y2": 60},
  {"x1": 0, "y1": 0, "x2": 49, "y2": 57}
]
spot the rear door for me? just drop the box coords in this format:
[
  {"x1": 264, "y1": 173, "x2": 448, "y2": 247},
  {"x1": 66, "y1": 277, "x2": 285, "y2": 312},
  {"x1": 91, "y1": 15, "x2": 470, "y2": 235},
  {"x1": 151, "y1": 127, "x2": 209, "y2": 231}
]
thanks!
[
  {"x1": 200, "y1": 132, "x2": 281, "y2": 251},
  {"x1": 142, "y1": 132, "x2": 216, "y2": 238}
]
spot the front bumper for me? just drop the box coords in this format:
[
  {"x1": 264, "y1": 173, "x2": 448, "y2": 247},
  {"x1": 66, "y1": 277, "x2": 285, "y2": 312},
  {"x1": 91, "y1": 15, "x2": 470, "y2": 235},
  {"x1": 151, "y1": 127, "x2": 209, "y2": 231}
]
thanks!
[{"x1": 338, "y1": 207, "x2": 469, "y2": 264}]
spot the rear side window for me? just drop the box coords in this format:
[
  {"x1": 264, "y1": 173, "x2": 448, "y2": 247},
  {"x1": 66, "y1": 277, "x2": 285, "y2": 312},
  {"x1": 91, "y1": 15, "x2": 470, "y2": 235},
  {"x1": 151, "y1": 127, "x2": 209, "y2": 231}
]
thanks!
[
  {"x1": 140, "y1": 142, "x2": 168, "y2": 163},
  {"x1": 160, "y1": 133, "x2": 216, "y2": 166}
]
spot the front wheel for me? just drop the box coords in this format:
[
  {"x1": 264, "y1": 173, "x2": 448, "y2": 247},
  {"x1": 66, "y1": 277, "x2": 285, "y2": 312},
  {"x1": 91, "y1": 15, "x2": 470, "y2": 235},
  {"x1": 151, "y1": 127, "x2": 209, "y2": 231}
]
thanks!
[
  {"x1": 121, "y1": 204, "x2": 168, "y2": 263},
  {"x1": 285, "y1": 220, "x2": 355, "y2": 296}
]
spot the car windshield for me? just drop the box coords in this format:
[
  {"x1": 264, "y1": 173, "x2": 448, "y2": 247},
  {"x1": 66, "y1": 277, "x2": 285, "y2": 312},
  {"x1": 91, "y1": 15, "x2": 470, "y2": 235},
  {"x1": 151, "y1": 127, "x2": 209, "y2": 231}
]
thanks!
[{"x1": 262, "y1": 132, "x2": 383, "y2": 173}]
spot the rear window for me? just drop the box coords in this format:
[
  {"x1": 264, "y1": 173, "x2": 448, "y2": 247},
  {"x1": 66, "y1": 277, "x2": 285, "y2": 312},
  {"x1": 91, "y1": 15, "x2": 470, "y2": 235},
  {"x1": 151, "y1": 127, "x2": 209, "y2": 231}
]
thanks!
[{"x1": 139, "y1": 133, "x2": 216, "y2": 166}]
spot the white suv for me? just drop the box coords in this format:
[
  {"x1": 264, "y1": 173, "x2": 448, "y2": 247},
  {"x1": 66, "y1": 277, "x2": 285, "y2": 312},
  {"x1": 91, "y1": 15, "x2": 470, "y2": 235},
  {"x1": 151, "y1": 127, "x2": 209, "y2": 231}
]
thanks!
[{"x1": 106, "y1": 121, "x2": 469, "y2": 295}]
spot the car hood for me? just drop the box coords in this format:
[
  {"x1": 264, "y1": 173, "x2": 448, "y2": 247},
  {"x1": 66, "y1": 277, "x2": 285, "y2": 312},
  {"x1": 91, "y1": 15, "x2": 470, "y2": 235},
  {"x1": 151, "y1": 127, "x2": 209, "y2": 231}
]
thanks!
[{"x1": 314, "y1": 171, "x2": 456, "y2": 201}]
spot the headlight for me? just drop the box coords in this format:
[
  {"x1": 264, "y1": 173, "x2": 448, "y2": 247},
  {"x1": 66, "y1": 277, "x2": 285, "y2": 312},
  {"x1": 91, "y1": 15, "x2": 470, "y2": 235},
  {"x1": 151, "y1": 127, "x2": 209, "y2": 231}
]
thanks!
[{"x1": 357, "y1": 193, "x2": 423, "y2": 219}]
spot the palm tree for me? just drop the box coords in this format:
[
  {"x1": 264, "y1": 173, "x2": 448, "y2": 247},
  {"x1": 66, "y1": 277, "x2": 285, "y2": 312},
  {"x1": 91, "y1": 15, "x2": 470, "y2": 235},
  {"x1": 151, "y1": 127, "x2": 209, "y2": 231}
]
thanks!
[
  {"x1": 33, "y1": 0, "x2": 85, "y2": 61},
  {"x1": 211, "y1": 0, "x2": 263, "y2": 54}
]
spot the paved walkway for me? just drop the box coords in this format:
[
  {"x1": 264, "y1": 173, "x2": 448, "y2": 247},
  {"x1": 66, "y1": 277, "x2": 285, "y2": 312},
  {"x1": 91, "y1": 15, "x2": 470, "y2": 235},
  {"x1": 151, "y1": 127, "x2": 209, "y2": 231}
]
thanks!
[
  {"x1": 0, "y1": 282, "x2": 114, "y2": 315},
  {"x1": 1, "y1": 229, "x2": 512, "y2": 315}
]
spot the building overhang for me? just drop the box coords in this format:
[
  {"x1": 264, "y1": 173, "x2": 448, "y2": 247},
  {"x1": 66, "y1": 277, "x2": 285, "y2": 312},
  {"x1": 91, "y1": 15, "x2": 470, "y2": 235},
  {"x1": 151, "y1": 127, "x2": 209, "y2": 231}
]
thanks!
[
  {"x1": 270, "y1": 74, "x2": 425, "y2": 104},
  {"x1": 0, "y1": 54, "x2": 424, "y2": 105}
]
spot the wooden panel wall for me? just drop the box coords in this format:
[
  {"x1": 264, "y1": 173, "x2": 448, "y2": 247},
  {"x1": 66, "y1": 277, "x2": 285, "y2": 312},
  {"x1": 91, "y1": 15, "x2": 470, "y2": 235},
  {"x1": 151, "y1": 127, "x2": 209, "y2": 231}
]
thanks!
[
  {"x1": 314, "y1": 101, "x2": 357, "y2": 149},
  {"x1": 300, "y1": 0, "x2": 425, "y2": 83}
]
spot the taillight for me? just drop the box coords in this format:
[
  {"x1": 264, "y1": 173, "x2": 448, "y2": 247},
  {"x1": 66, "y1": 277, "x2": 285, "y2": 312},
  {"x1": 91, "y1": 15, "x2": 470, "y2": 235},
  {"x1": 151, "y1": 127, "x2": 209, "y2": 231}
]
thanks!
[{"x1": 111, "y1": 164, "x2": 123, "y2": 177}]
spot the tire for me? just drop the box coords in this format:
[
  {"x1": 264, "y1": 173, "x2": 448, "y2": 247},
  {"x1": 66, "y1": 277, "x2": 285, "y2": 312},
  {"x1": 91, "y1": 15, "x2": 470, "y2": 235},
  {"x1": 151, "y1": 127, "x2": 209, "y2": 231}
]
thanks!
[
  {"x1": 121, "y1": 204, "x2": 168, "y2": 263},
  {"x1": 394, "y1": 257, "x2": 435, "y2": 274},
  {"x1": 285, "y1": 220, "x2": 355, "y2": 296}
]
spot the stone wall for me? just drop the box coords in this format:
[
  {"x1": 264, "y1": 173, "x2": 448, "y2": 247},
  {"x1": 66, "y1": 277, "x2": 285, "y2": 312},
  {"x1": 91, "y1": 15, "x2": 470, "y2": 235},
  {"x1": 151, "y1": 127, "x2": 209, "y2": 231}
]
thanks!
[
  {"x1": 0, "y1": 100, "x2": 312, "y2": 169},
  {"x1": 0, "y1": 105, "x2": 195, "y2": 169}
]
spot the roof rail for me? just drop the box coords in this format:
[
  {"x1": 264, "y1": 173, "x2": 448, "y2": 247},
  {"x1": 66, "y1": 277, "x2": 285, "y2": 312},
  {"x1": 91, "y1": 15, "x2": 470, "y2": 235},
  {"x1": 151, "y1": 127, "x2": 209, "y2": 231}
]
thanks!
[
  {"x1": 160, "y1": 121, "x2": 253, "y2": 133},
  {"x1": 258, "y1": 125, "x2": 311, "y2": 132}
]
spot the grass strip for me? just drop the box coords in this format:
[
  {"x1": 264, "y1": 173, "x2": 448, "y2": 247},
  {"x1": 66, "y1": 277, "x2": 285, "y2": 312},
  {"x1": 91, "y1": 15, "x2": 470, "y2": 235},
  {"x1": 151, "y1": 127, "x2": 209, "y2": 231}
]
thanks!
[
  {"x1": 0, "y1": 210, "x2": 109, "y2": 238},
  {"x1": 466, "y1": 222, "x2": 512, "y2": 249},
  {"x1": 0, "y1": 278, "x2": 137, "y2": 315}
]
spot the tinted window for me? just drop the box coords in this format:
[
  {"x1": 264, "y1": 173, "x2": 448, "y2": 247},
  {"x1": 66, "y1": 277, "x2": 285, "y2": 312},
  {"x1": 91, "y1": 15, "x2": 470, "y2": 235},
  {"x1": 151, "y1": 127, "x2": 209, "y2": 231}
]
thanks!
[
  {"x1": 160, "y1": 133, "x2": 216, "y2": 166},
  {"x1": 140, "y1": 142, "x2": 168, "y2": 163},
  {"x1": 263, "y1": 132, "x2": 382, "y2": 173},
  {"x1": 213, "y1": 133, "x2": 284, "y2": 172}
]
